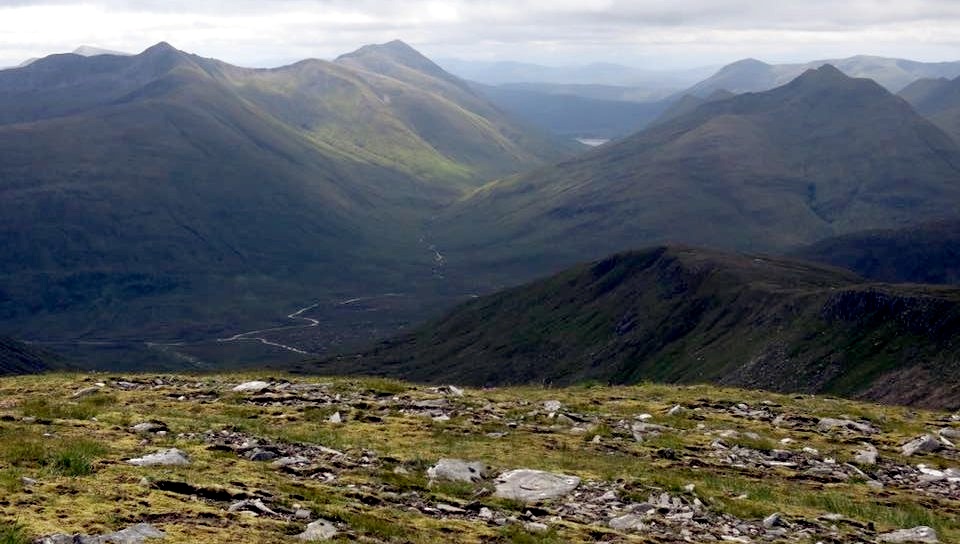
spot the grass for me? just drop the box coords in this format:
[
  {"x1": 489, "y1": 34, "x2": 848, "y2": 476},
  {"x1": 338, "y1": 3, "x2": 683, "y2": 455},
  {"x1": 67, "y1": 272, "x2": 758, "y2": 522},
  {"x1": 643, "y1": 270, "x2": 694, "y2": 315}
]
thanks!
[
  {"x1": 0, "y1": 373, "x2": 957, "y2": 543},
  {"x1": 0, "y1": 522, "x2": 30, "y2": 544},
  {"x1": 19, "y1": 393, "x2": 117, "y2": 420}
]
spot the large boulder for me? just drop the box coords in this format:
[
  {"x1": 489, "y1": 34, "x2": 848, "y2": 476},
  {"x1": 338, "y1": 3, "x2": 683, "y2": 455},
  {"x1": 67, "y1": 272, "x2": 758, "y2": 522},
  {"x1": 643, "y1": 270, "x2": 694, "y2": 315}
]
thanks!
[
  {"x1": 878, "y1": 526, "x2": 939, "y2": 543},
  {"x1": 493, "y1": 469, "x2": 580, "y2": 502},
  {"x1": 427, "y1": 459, "x2": 488, "y2": 483},
  {"x1": 902, "y1": 435, "x2": 947, "y2": 456},
  {"x1": 232, "y1": 381, "x2": 271, "y2": 393},
  {"x1": 297, "y1": 520, "x2": 338, "y2": 541}
]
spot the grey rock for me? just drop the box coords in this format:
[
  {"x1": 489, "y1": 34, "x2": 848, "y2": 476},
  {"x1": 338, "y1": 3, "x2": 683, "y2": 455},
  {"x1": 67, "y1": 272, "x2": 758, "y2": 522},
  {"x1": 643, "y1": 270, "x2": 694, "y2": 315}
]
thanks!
[
  {"x1": 272, "y1": 456, "x2": 311, "y2": 468},
  {"x1": 543, "y1": 400, "x2": 562, "y2": 413},
  {"x1": 818, "y1": 418, "x2": 876, "y2": 434},
  {"x1": 231, "y1": 381, "x2": 271, "y2": 393},
  {"x1": 939, "y1": 427, "x2": 960, "y2": 440},
  {"x1": 228, "y1": 498, "x2": 278, "y2": 516},
  {"x1": 297, "y1": 519, "x2": 338, "y2": 541},
  {"x1": 328, "y1": 411, "x2": 342, "y2": 424},
  {"x1": 127, "y1": 448, "x2": 190, "y2": 467},
  {"x1": 71, "y1": 386, "x2": 102, "y2": 399},
  {"x1": 902, "y1": 435, "x2": 946, "y2": 456},
  {"x1": 246, "y1": 448, "x2": 277, "y2": 462},
  {"x1": 130, "y1": 421, "x2": 168, "y2": 434},
  {"x1": 763, "y1": 512, "x2": 783, "y2": 529},
  {"x1": 667, "y1": 405, "x2": 686, "y2": 416},
  {"x1": 878, "y1": 526, "x2": 939, "y2": 543},
  {"x1": 39, "y1": 523, "x2": 165, "y2": 544},
  {"x1": 609, "y1": 513, "x2": 645, "y2": 531},
  {"x1": 493, "y1": 469, "x2": 580, "y2": 502},
  {"x1": 427, "y1": 458, "x2": 487, "y2": 483},
  {"x1": 853, "y1": 443, "x2": 879, "y2": 465},
  {"x1": 20, "y1": 476, "x2": 37, "y2": 486}
]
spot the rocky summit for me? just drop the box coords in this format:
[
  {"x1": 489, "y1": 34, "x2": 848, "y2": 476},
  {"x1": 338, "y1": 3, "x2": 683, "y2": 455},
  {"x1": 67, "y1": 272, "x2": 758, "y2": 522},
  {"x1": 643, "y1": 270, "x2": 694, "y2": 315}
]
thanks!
[{"x1": 0, "y1": 374, "x2": 957, "y2": 543}]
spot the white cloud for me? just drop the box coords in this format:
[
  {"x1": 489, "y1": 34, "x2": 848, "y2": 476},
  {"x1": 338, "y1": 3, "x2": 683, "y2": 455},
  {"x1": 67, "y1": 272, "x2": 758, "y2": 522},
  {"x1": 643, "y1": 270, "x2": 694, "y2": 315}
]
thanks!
[{"x1": 0, "y1": 0, "x2": 959, "y2": 68}]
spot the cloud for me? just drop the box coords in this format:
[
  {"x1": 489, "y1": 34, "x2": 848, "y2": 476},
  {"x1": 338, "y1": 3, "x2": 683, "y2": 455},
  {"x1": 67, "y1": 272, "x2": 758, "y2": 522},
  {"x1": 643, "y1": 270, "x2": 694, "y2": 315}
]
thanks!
[{"x1": 0, "y1": 0, "x2": 959, "y2": 68}]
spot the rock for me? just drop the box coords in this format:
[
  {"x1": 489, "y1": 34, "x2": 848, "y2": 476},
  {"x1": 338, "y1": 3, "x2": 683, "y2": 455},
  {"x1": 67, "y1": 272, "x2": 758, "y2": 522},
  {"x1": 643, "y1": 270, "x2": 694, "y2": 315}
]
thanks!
[
  {"x1": 543, "y1": 400, "x2": 562, "y2": 413},
  {"x1": 232, "y1": 381, "x2": 271, "y2": 393},
  {"x1": 427, "y1": 458, "x2": 487, "y2": 483},
  {"x1": 71, "y1": 386, "x2": 102, "y2": 399},
  {"x1": 328, "y1": 411, "x2": 342, "y2": 424},
  {"x1": 228, "y1": 499, "x2": 279, "y2": 517},
  {"x1": 297, "y1": 519, "x2": 338, "y2": 541},
  {"x1": 609, "y1": 513, "x2": 645, "y2": 531},
  {"x1": 817, "y1": 418, "x2": 876, "y2": 434},
  {"x1": 130, "y1": 421, "x2": 168, "y2": 434},
  {"x1": 763, "y1": 512, "x2": 783, "y2": 529},
  {"x1": 478, "y1": 507, "x2": 494, "y2": 520},
  {"x1": 493, "y1": 469, "x2": 580, "y2": 502},
  {"x1": 39, "y1": 523, "x2": 165, "y2": 544},
  {"x1": 20, "y1": 476, "x2": 37, "y2": 487},
  {"x1": 853, "y1": 443, "x2": 878, "y2": 465},
  {"x1": 631, "y1": 421, "x2": 668, "y2": 442},
  {"x1": 902, "y1": 435, "x2": 946, "y2": 456},
  {"x1": 667, "y1": 405, "x2": 686, "y2": 416},
  {"x1": 295, "y1": 509, "x2": 312, "y2": 520},
  {"x1": 436, "y1": 503, "x2": 465, "y2": 514},
  {"x1": 246, "y1": 448, "x2": 277, "y2": 462},
  {"x1": 523, "y1": 522, "x2": 548, "y2": 533},
  {"x1": 443, "y1": 385, "x2": 465, "y2": 397},
  {"x1": 939, "y1": 427, "x2": 960, "y2": 440},
  {"x1": 272, "y1": 456, "x2": 311, "y2": 468},
  {"x1": 127, "y1": 448, "x2": 190, "y2": 467},
  {"x1": 878, "y1": 526, "x2": 939, "y2": 543}
]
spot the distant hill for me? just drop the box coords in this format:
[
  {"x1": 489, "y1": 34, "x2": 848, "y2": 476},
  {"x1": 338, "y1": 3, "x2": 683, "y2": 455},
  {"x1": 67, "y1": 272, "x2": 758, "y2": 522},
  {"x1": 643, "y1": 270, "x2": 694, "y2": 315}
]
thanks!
[
  {"x1": 0, "y1": 40, "x2": 566, "y2": 360},
  {"x1": 14, "y1": 45, "x2": 130, "y2": 68},
  {"x1": 0, "y1": 337, "x2": 65, "y2": 375},
  {"x1": 650, "y1": 89, "x2": 736, "y2": 126},
  {"x1": 310, "y1": 246, "x2": 960, "y2": 409},
  {"x1": 899, "y1": 76, "x2": 960, "y2": 143},
  {"x1": 795, "y1": 221, "x2": 960, "y2": 285},
  {"x1": 685, "y1": 55, "x2": 960, "y2": 97},
  {"x1": 433, "y1": 66, "x2": 960, "y2": 284}
]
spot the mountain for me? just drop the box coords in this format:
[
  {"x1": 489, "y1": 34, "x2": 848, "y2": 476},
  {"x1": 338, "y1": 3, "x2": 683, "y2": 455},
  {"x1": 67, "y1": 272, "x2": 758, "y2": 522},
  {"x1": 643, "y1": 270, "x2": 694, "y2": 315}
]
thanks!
[
  {"x1": 899, "y1": 76, "x2": 960, "y2": 143},
  {"x1": 471, "y1": 82, "x2": 670, "y2": 139},
  {"x1": 795, "y1": 221, "x2": 960, "y2": 285},
  {"x1": 685, "y1": 55, "x2": 960, "y2": 97},
  {"x1": 0, "y1": 41, "x2": 566, "y2": 365},
  {"x1": 431, "y1": 66, "x2": 960, "y2": 283},
  {"x1": 312, "y1": 246, "x2": 960, "y2": 409},
  {"x1": 651, "y1": 89, "x2": 736, "y2": 126},
  {"x1": 0, "y1": 337, "x2": 65, "y2": 375},
  {"x1": 13, "y1": 45, "x2": 130, "y2": 69}
]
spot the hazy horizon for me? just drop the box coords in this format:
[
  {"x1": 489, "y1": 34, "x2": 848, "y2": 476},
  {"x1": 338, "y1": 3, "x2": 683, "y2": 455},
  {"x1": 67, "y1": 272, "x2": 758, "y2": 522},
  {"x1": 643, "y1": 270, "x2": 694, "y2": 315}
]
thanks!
[{"x1": 2, "y1": 1, "x2": 960, "y2": 70}]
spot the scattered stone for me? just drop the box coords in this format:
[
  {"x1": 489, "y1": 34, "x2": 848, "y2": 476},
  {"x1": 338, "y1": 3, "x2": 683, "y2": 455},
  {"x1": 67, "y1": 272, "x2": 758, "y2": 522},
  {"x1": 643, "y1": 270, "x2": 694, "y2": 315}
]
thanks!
[
  {"x1": 130, "y1": 421, "x2": 168, "y2": 434},
  {"x1": 494, "y1": 469, "x2": 580, "y2": 502},
  {"x1": 609, "y1": 513, "x2": 645, "y2": 531},
  {"x1": 853, "y1": 443, "x2": 879, "y2": 465},
  {"x1": 328, "y1": 411, "x2": 342, "y2": 424},
  {"x1": 543, "y1": 400, "x2": 562, "y2": 413},
  {"x1": 232, "y1": 381, "x2": 271, "y2": 393},
  {"x1": 20, "y1": 476, "x2": 37, "y2": 487},
  {"x1": 246, "y1": 448, "x2": 278, "y2": 462},
  {"x1": 228, "y1": 498, "x2": 279, "y2": 517},
  {"x1": 667, "y1": 405, "x2": 686, "y2": 416},
  {"x1": 763, "y1": 512, "x2": 783, "y2": 529},
  {"x1": 297, "y1": 519, "x2": 338, "y2": 541},
  {"x1": 817, "y1": 418, "x2": 876, "y2": 434},
  {"x1": 127, "y1": 448, "x2": 190, "y2": 467},
  {"x1": 427, "y1": 458, "x2": 487, "y2": 483},
  {"x1": 71, "y1": 386, "x2": 102, "y2": 399},
  {"x1": 523, "y1": 522, "x2": 549, "y2": 533},
  {"x1": 902, "y1": 435, "x2": 946, "y2": 456},
  {"x1": 39, "y1": 523, "x2": 165, "y2": 544},
  {"x1": 878, "y1": 526, "x2": 939, "y2": 543},
  {"x1": 272, "y1": 456, "x2": 311, "y2": 468},
  {"x1": 939, "y1": 427, "x2": 960, "y2": 441}
]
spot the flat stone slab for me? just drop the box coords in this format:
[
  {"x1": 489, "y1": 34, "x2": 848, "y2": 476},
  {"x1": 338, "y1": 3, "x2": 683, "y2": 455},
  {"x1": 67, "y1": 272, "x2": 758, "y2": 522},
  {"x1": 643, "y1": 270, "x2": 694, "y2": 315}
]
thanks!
[
  {"x1": 127, "y1": 448, "x2": 190, "y2": 467},
  {"x1": 494, "y1": 469, "x2": 580, "y2": 502},
  {"x1": 39, "y1": 523, "x2": 165, "y2": 544},
  {"x1": 232, "y1": 381, "x2": 271, "y2": 393},
  {"x1": 879, "y1": 526, "x2": 939, "y2": 543}
]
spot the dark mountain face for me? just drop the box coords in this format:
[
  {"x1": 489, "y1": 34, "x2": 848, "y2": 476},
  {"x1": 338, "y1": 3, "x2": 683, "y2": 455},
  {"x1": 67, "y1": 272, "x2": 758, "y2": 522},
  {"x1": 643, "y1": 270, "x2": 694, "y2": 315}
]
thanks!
[
  {"x1": 0, "y1": 41, "x2": 566, "y2": 362},
  {"x1": 899, "y1": 76, "x2": 960, "y2": 143},
  {"x1": 795, "y1": 221, "x2": 960, "y2": 285},
  {"x1": 0, "y1": 338, "x2": 65, "y2": 375},
  {"x1": 307, "y1": 246, "x2": 960, "y2": 410},
  {"x1": 433, "y1": 66, "x2": 960, "y2": 286}
]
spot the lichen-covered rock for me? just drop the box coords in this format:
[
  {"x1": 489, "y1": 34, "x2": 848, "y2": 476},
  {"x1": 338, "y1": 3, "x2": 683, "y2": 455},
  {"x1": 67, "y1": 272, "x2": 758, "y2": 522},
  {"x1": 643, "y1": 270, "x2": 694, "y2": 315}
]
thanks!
[
  {"x1": 878, "y1": 526, "x2": 939, "y2": 543},
  {"x1": 297, "y1": 519, "x2": 338, "y2": 541},
  {"x1": 232, "y1": 381, "x2": 271, "y2": 393},
  {"x1": 127, "y1": 448, "x2": 190, "y2": 467},
  {"x1": 39, "y1": 523, "x2": 165, "y2": 544}
]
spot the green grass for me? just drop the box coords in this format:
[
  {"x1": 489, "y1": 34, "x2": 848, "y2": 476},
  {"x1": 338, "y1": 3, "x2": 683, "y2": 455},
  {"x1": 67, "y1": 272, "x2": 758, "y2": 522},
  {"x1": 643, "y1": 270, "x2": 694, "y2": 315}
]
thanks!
[
  {"x1": 19, "y1": 393, "x2": 117, "y2": 420},
  {"x1": 0, "y1": 522, "x2": 30, "y2": 544},
  {"x1": 46, "y1": 440, "x2": 107, "y2": 477},
  {"x1": 0, "y1": 428, "x2": 105, "y2": 477}
]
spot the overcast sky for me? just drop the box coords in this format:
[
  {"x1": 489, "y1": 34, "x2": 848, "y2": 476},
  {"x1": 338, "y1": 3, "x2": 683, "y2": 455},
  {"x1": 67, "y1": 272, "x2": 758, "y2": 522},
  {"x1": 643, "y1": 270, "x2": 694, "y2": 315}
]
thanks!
[{"x1": 2, "y1": 0, "x2": 960, "y2": 69}]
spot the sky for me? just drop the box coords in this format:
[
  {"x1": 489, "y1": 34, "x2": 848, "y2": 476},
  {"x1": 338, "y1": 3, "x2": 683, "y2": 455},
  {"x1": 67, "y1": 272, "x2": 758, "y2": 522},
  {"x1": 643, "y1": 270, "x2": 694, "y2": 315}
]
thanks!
[{"x1": 2, "y1": 0, "x2": 960, "y2": 69}]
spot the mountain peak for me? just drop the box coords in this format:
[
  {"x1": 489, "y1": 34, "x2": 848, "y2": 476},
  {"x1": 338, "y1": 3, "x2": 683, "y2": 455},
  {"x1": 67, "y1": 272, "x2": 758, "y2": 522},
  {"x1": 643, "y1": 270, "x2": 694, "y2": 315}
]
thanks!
[{"x1": 142, "y1": 41, "x2": 180, "y2": 56}]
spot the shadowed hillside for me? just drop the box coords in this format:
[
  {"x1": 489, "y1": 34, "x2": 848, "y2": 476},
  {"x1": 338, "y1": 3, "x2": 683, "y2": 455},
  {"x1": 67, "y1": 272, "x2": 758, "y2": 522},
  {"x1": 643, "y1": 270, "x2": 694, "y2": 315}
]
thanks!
[{"x1": 308, "y1": 246, "x2": 960, "y2": 410}]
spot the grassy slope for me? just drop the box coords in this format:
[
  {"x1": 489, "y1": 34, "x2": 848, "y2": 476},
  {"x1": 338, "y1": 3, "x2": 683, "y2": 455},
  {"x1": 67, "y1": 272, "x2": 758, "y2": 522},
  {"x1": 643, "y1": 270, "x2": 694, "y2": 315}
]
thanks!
[
  {"x1": 0, "y1": 339, "x2": 65, "y2": 375},
  {"x1": 309, "y1": 246, "x2": 960, "y2": 410},
  {"x1": 433, "y1": 66, "x2": 960, "y2": 289},
  {"x1": 0, "y1": 373, "x2": 957, "y2": 543},
  {"x1": 898, "y1": 75, "x2": 960, "y2": 143}
]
